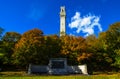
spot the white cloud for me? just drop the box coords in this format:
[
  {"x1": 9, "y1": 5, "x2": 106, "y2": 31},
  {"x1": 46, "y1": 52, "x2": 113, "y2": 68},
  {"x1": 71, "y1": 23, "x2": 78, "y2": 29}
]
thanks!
[{"x1": 69, "y1": 12, "x2": 102, "y2": 37}]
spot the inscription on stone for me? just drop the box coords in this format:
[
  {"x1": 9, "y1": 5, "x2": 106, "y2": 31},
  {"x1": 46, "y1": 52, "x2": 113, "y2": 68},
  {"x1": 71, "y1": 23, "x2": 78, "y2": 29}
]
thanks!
[{"x1": 51, "y1": 60, "x2": 64, "y2": 69}]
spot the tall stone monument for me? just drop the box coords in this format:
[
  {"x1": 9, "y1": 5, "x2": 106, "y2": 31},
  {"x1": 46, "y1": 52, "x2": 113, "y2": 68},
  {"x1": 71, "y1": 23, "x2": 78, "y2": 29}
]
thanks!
[{"x1": 60, "y1": 6, "x2": 66, "y2": 36}]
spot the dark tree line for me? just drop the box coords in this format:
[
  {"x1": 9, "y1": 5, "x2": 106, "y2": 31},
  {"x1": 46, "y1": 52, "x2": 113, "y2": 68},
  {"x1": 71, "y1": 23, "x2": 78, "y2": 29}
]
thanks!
[{"x1": 0, "y1": 22, "x2": 120, "y2": 72}]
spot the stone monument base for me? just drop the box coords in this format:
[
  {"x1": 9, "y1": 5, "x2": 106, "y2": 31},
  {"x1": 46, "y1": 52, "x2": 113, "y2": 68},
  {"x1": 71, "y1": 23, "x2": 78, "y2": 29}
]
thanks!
[{"x1": 28, "y1": 58, "x2": 88, "y2": 75}]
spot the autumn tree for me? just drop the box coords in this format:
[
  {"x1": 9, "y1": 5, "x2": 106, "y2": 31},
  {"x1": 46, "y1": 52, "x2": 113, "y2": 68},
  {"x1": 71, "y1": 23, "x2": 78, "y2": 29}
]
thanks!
[
  {"x1": 60, "y1": 35, "x2": 92, "y2": 65},
  {"x1": 13, "y1": 28, "x2": 45, "y2": 66}
]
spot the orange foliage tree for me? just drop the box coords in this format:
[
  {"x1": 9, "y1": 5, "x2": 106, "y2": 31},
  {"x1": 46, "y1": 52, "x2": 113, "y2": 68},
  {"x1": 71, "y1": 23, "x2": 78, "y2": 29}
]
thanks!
[
  {"x1": 60, "y1": 35, "x2": 92, "y2": 65},
  {"x1": 13, "y1": 28, "x2": 45, "y2": 66}
]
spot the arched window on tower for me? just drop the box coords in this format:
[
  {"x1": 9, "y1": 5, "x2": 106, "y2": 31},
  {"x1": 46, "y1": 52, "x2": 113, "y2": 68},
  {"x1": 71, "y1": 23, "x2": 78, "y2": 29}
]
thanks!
[{"x1": 61, "y1": 7, "x2": 65, "y2": 12}]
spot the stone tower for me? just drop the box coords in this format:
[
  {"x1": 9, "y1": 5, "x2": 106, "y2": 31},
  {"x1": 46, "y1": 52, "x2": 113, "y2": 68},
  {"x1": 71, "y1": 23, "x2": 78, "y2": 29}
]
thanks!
[{"x1": 60, "y1": 6, "x2": 66, "y2": 36}]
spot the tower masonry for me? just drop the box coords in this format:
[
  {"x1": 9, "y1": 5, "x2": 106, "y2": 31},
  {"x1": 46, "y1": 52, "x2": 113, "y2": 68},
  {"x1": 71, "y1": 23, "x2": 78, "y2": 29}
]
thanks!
[{"x1": 60, "y1": 6, "x2": 66, "y2": 36}]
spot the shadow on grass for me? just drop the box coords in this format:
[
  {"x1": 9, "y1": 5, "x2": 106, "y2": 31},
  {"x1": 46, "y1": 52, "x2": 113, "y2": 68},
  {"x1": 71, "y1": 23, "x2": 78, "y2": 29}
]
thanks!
[
  {"x1": 0, "y1": 71, "x2": 120, "y2": 77},
  {"x1": 0, "y1": 71, "x2": 27, "y2": 77},
  {"x1": 93, "y1": 71, "x2": 120, "y2": 75}
]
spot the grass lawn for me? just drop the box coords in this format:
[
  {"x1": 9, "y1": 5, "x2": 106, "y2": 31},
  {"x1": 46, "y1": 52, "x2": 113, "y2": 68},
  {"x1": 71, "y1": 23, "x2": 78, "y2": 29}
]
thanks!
[
  {"x1": 0, "y1": 76, "x2": 120, "y2": 79},
  {"x1": 0, "y1": 53, "x2": 3, "y2": 56},
  {"x1": 0, "y1": 71, "x2": 120, "y2": 79}
]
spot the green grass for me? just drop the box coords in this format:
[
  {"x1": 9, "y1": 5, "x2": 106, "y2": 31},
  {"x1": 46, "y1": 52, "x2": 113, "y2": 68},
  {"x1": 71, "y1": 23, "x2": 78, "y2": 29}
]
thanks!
[
  {"x1": 0, "y1": 53, "x2": 3, "y2": 56},
  {"x1": 0, "y1": 75, "x2": 120, "y2": 79},
  {"x1": 0, "y1": 71, "x2": 120, "y2": 79}
]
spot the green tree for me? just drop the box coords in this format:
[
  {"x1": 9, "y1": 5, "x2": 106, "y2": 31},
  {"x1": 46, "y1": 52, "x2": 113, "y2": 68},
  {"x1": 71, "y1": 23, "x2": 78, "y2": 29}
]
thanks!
[
  {"x1": 86, "y1": 34, "x2": 113, "y2": 71},
  {"x1": 105, "y1": 22, "x2": 120, "y2": 68},
  {"x1": 0, "y1": 27, "x2": 4, "y2": 55},
  {"x1": 44, "y1": 35, "x2": 61, "y2": 58},
  {"x1": 85, "y1": 33, "x2": 117, "y2": 71},
  {"x1": 0, "y1": 27, "x2": 4, "y2": 67},
  {"x1": 0, "y1": 27, "x2": 4, "y2": 39},
  {"x1": 1, "y1": 32, "x2": 21, "y2": 65},
  {"x1": 98, "y1": 32, "x2": 112, "y2": 64},
  {"x1": 2, "y1": 32, "x2": 21, "y2": 42}
]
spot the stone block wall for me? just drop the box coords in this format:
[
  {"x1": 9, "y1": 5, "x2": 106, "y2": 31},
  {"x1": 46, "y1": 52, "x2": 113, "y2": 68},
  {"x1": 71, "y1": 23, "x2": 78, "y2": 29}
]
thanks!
[
  {"x1": 28, "y1": 64, "x2": 88, "y2": 75},
  {"x1": 28, "y1": 64, "x2": 48, "y2": 74},
  {"x1": 67, "y1": 65, "x2": 88, "y2": 74}
]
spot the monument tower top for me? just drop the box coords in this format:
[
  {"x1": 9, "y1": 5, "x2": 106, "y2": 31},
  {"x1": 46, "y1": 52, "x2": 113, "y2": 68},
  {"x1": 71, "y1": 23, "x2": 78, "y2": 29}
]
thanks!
[{"x1": 60, "y1": 6, "x2": 66, "y2": 16}]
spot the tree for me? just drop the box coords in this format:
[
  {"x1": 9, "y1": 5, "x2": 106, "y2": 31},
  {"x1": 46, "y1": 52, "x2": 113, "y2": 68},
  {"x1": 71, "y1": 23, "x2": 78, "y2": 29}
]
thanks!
[
  {"x1": 105, "y1": 22, "x2": 120, "y2": 68},
  {"x1": 13, "y1": 28, "x2": 45, "y2": 66},
  {"x1": 44, "y1": 35, "x2": 61, "y2": 58},
  {"x1": 1, "y1": 32, "x2": 21, "y2": 65},
  {"x1": 85, "y1": 33, "x2": 117, "y2": 71},
  {"x1": 106, "y1": 22, "x2": 120, "y2": 51},
  {"x1": 60, "y1": 35, "x2": 92, "y2": 65},
  {"x1": 0, "y1": 27, "x2": 4, "y2": 55},
  {"x1": 0, "y1": 27, "x2": 4, "y2": 67},
  {"x1": 0, "y1": 27, "x2": 4, "y2": 52},
  {"x1": 0, "y1": 27, "x2": 4, "y2": 39},
  {"x1": 86, "y1": 34, "x2": 113, "y2": 71},
  {"x1": 2, "y1": 32, "x2": 21, "y2": 42}
]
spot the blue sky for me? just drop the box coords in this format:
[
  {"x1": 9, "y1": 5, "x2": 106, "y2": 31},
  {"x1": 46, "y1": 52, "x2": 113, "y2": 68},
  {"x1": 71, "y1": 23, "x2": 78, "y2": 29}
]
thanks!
[{"x1": 0, "y1": 0, "x2": 120, "y2": 37}]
